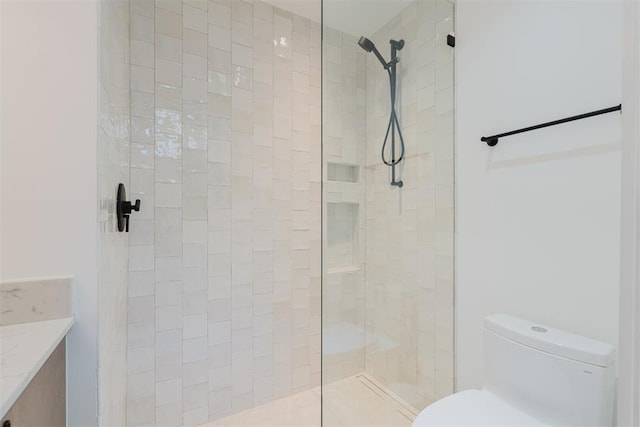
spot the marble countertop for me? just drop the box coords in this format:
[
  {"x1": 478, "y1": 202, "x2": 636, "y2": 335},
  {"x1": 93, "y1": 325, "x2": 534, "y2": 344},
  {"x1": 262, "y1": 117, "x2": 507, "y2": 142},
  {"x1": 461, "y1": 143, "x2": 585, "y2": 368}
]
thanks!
[{"x1": 0, "y1": 317, "x2": 74, "y2": 418}]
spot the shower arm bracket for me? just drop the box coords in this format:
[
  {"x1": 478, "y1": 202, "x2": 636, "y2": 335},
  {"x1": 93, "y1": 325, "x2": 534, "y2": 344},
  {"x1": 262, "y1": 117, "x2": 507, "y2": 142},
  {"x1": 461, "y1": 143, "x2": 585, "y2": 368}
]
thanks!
[{"x1": 384, "y1": 57, "x2": 400, "y2": 70}]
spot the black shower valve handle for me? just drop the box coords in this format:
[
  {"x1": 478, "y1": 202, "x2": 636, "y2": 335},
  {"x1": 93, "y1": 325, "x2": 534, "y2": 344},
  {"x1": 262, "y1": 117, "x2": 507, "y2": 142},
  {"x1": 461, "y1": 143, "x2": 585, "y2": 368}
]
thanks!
[
  {"x1": 122, "y1": 199, "x2": 141, "y2": 214},
  {"x1": 116, "y1": 183, "x2": 141, "y2": 232}
]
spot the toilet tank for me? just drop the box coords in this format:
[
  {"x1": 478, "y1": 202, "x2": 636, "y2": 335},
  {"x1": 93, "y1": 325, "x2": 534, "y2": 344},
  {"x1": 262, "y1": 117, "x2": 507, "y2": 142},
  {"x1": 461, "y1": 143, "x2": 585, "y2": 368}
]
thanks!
[{"x1": 483, "y1": 314, "x2": 616, "y2": 426}]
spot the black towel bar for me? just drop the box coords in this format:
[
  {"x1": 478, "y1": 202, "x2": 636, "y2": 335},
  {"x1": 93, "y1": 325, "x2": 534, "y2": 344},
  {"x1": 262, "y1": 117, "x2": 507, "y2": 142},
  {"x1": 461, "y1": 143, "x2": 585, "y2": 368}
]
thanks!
[{"x1": 482, "y1": 104, "x2": 622, "y2": 147}]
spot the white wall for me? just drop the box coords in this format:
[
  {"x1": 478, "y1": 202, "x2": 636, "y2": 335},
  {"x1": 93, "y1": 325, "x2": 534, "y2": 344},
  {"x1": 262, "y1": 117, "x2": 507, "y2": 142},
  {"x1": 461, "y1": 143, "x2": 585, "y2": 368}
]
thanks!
[
  {"x1": 1, "y1": 1, "x2": 99, "y2": 425},
  {"x1": 455, "y1": 0, "x2": 622, "y2": 390},
  {"x1": 619, "y1": 1, "x2": 640, "y2": 424}
]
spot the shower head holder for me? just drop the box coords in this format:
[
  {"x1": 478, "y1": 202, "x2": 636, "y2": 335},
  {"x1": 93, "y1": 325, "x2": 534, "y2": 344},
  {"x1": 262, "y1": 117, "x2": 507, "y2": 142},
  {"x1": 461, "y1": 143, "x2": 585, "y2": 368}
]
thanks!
[{"x1": 390, "y1": 39, "x2": 405, "y2": 50}]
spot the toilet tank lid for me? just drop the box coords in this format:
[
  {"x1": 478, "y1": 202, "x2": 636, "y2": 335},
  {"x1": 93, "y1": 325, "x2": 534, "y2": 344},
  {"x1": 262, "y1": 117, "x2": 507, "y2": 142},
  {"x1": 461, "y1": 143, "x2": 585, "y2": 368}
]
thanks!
[{"x1": 484, "y1": 314, "x2": 616, "y2": 367}]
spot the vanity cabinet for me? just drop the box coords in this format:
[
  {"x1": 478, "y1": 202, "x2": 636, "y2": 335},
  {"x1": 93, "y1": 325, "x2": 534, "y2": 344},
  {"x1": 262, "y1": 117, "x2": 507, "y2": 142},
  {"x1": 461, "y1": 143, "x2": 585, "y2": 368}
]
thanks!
[{"x1": 1, "y1": 340, "x2": 66, "y2": 427}]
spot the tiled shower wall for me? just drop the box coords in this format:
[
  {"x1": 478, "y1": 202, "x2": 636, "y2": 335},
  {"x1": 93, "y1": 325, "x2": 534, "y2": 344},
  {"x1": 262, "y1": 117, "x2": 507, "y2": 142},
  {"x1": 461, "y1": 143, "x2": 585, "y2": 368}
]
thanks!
[
  {"x1": 98, "y1": 0, "x2": 130, "y2": 424},
  {"x1": 126, "y1": 1, "x2": 321, "y2": 425},
  {"x1": 364, "y1": 0, "x2": 455, "y2": 409}
]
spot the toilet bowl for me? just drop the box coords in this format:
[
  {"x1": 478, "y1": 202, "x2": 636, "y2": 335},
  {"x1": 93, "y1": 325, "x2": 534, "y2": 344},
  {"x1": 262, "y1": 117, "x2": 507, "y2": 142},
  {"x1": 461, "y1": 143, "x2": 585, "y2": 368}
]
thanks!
[{"x1": 413, "y1": 314, "x2": 616, "y2": 427}]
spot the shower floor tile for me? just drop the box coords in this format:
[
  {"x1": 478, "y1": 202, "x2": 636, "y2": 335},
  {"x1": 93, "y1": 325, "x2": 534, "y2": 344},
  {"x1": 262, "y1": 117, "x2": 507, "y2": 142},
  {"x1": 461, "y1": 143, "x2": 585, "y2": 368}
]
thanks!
[{"x1": 202, "y1": 375, "x2": 415, "y2": 427}]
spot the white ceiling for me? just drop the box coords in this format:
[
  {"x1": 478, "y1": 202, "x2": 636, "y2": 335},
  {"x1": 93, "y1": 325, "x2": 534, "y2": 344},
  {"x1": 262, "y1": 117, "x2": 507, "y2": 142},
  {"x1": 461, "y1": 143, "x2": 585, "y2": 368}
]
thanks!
[{"x1": 262, "y1": 0, "x2": 414, "y2": 36}]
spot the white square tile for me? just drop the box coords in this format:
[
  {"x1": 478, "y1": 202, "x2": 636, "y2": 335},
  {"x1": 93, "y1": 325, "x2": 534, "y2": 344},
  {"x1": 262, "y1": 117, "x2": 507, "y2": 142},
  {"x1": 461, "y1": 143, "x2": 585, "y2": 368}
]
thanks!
[
  {"x1": 156, "y1": 256, "x2": 183, "y2": 281},
  {"x1": 184, "y1": 267, "x2": 207, "y2": 292},
  {"x1": 156, "y1": 378, "x2": 183, "y2": 407},
  {"x1": 129, "y1": 245, "x2": 154, "y2": 271},
  {"x1": 183, "y1": 337, "x2": 208, "y2": 363},
  {"x1": 208, "y1": 388, "x2": 232, "y2": 416},
  {"x1": 209, "y1": 25, "x2": 231, "y2": 51},
  {"x1": 156, "y1": 352, "x2": 183, "y2": 382},
  {"x1": 184, "y1": 290, "x2": 208, "y2": 315},
  {"x1": 131, "y1": 65, "x2": 154, "y2": 93},
  {"x1": 183, "y1": 77, "x2": 207, "y2": 103},
  {"x1": 231, "y1": 87, "x2": 252, "y2": 113},
  {"x1": 232, "y1": 21, "x2": 253, "y2": 47},
  {"x1": 156, "y1": 305, "x2": 182, "y2": 331},
  {"x1": 184, "y1": 172, "x2": 208, "y2": 196},
  {"x1": 156, "y1": 59, "x2": 182, "y2": 87},
  {"x1": 183, "y1": 360, "x2": 209, "y2": 387},
  {"x1": 253, "y1": 2, "x2": 273, "y2": 22},
  {"x1": 209, "y1": 48, "x2": 232, "y2": 74},
  {"x1": 209, "y1": 3, "x2": 231, "y2": 30},
  {"x1": 156, "y1": 85, "x2": 182, "y2": 112},
  {"x1": 183, "y1": 220, "x2": 208, "y2": 243},
  {"x1": 128, "y1": 295, "x2": 155, "y2": 324},
  {"x1": 131, "y1": 118, "x2": 155, "y2": 144},
  {"x1": 156, "y1": 8, "x2": 183, "y2": 39},
  {"x1": 184, "y1": 101, "x2": 209, "y2": 126},
  {"x1": 126, "y1": 396, "x2": 155, "y2": 425},
  {"x1": 155, "y1": 158, "x2": 182, "y2": 184},
  {"x1": 127, "y1": 346, "x2": 155, "y2": 375},
  {"x1": 231, "y1": 43, "x2": 253, "y2": 68},
  {"x1": 131, "y1": 40, "x2": 154, "y2": 68},
  {"x1": 208, "y1": 71, "x2": 232, "y2": 96},
  {"x1": 208, "y1": 320, "x2": 231, "y2": 345},
  {"x1": 231, "y1": 0, "x2": 253, "y2": 25},
  {"x1": 155, "y1": 402, "x2": 183, "y2": 427},
  {"x1": 156, "y1": 230, "x2": 182, "y2": 257},
  {"x1": 129, "y1": 270, "x2": 155, "y2": 298},
  {"x1": 208, "y1": 116, "x2": 232, "y2": 141},
  {"x1": 155, "y1": 183, "x2": 182, "y2": 207},
  {"x1": 131, "y1": 0, "x2": 153, "y2": 18},
  {"x1": 129, "y1": 219, "x2": 154, "y2": 246},
  {"x1": 183, "y1": 5, "x2": 208, "y2": 33},
  {"x1": 156, "y1": 34, "x2": 183, "y2": 62},
  {"x1": 156, "y1": 281, "x2": 182, "y2": 307},
  {"x1": 131, "y1": 14, "x2": 154, "y2": 43},
  {"x1": 184, "y1": 0, "x2": 207, "y2": 11},
  {"x1": 183, "y1": 313, "x2": 208, "y2": 339},
  {"x1": 127, "y1": 370, "x2": 155, "y2": 401},
  {"x1": 156, "y1": 0, "x2": 182, "y2": 14},
  {"x1": 131, "y1": 143, "x2": 154, "y2": 170},
  {"x1": 183, "y1": 53, "x2": 208, "y2": 79},
  {"x1": 232, "y1": 66, "x2": 253, "y2": 90},
  {"x1": 184, "y1": 29, "x2": 208, "y2": 56},
  {"x1": 128, "y1": 321, "x2": 155, "y2": 349}
]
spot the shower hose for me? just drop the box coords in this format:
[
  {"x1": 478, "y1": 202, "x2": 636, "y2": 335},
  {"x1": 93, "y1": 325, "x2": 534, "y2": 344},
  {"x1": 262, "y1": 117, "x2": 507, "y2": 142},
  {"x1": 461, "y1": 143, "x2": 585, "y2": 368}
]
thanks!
[{"x1": 381, "y1": 67, "x2": 405, "y2": 168}]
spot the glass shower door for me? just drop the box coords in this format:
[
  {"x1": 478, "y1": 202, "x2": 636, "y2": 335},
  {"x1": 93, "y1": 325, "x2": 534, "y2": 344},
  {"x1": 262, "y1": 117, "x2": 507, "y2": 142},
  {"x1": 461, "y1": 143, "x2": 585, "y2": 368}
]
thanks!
[{"x1": 321, "y1": 0, "x2": 455, "y2": 425}]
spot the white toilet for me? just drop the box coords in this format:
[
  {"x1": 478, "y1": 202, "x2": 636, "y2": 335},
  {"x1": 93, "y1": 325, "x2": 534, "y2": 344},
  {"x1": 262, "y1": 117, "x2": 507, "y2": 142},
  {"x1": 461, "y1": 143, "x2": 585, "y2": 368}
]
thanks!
[{"x1": 413, "y1": 314, "x2": 616, "y2": 426}]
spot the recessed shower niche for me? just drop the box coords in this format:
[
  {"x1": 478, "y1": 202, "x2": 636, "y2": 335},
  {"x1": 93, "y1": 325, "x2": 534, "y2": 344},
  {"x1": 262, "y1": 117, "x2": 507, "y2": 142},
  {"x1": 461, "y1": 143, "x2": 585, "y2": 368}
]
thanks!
[
  {"x1": 326, "y1": 202, "x2": 360, "y2": 272},
  {"x1": 327, "y1": 163, "x2": 359, "y2": 184},
  {"x1": 325, "y1": 162, "x2": 363, "y2": 273}
]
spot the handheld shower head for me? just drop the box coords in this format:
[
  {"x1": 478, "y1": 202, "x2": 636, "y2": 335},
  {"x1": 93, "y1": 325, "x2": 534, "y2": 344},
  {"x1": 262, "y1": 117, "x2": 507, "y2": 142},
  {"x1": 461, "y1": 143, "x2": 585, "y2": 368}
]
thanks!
[
  {"x1": 357, "y1": 36, "x2": 388, "y2": 68},
  {"x1": 358, "y1": 36, "x2": 375, "y2": 52}
]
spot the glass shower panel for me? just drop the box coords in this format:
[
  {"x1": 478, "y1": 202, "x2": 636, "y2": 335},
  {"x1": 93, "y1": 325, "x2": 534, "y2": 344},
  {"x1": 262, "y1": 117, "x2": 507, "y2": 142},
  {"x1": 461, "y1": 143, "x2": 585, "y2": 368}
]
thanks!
[{"x1": 322, "y1": 0, "x2": 455, "y2": 425}]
